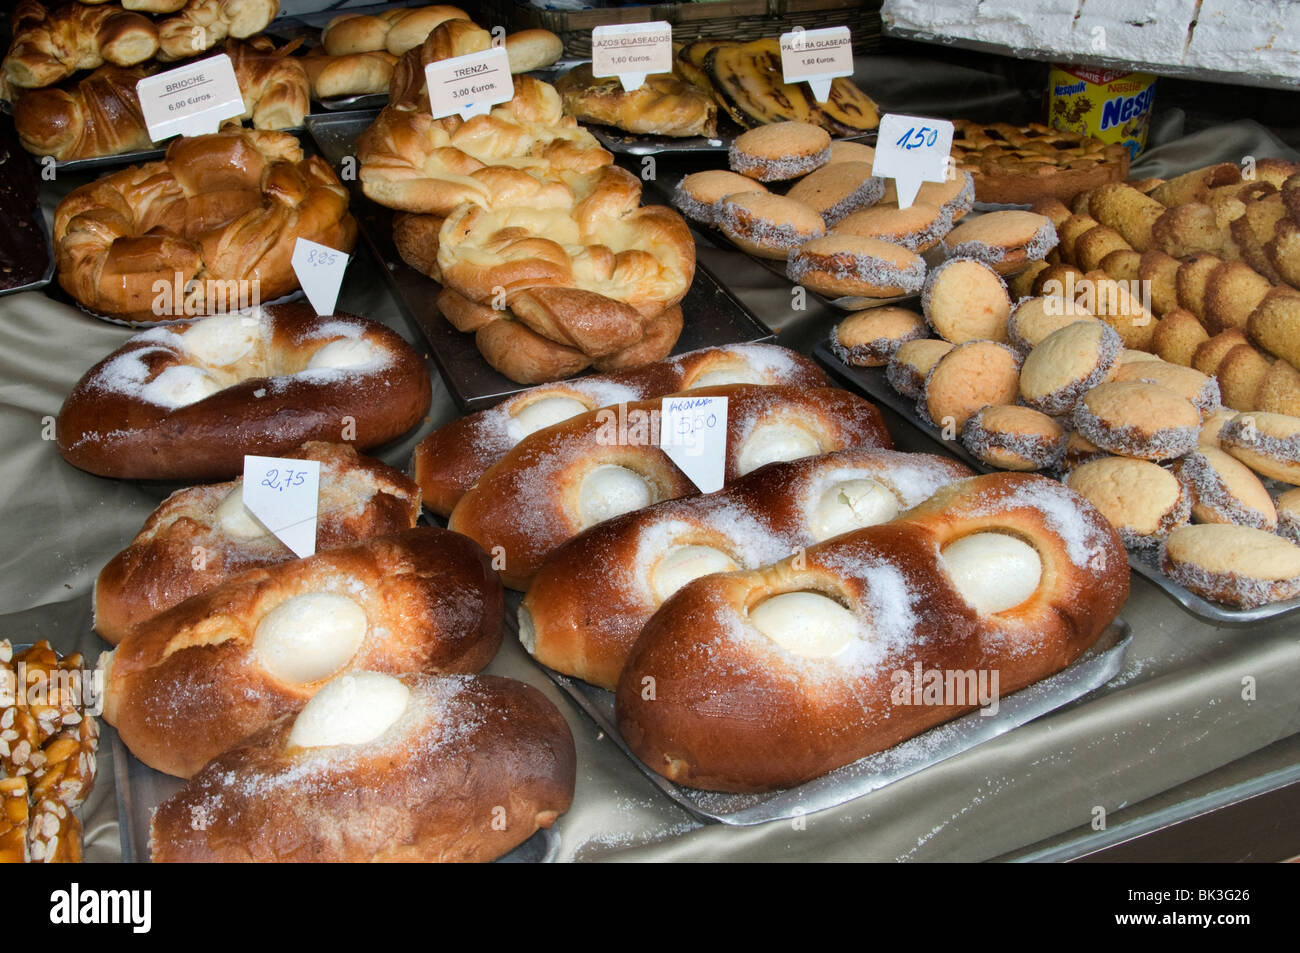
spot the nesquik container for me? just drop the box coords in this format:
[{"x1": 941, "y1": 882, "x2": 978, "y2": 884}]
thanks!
[{"x1": 1047, "y1": 64, "x2": 1157, "y2": 159}]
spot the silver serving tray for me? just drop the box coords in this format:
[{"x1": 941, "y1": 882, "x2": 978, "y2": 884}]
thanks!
[
  {"x1": 524, "y1": 610, "x2": 1130, "y2": 826},
  {"x1": 109, "y1": 724, "x2": 560, "y2": 862},
  {"x1": 0, "y1": 200, "x2": 55, "y2": 298},
  {"x1": 814, "y1": 341, "x2": 1300, "y2": 626}
]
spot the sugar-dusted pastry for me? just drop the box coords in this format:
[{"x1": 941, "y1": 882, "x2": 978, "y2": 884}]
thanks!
[
  {"x1": 921, "y1": 257, "x2": 1012, "y2": 344},
  {"x1": 716, "y1": 192, "x2": 824, "y2": 259},
  {"x1": 1161, "y1": 524, "x2": 1300, "y2": 608},
  {"x1": 1172, "y1": 447, "x2": 1277, "y2": 531},
  {"x1": 671, "y1": 170, "x2": 767, "y2": 226},
  {"x1": 1219, "y1": 411, "x2": 1300, "y2": 484},
  {"x1": 830, "y1": 307, "x2": 927, "y2": 367},
  {"x1": 922, "y1": 340, "x2": 1021, "y2": 430},
  {"x1": 1072, "y1": 381, "x2": 1200, "y2": 461},
  {"x1": 886, "y1": 338, "x2": 953, "y2": 400},
  {"x1": 786, "y1": 235, "x2": 926, "y2": 298},
  {"x1": 729, "y1": 121, "x2": 831, "y2": 182},
  {"x1": 961, "y1": 405, "x2": 1066, "y2": 471},
  {"x1": 1067, "y1": 457, "x2": 1191, "y2": 548},
  {"x1": 1019, "y1": 322, "x2": 1122, "y2": 417}
]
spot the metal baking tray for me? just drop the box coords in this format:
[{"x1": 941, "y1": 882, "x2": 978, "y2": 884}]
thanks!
[
  {"x1": 305, "y1": 110, "x2": 775, "y2": 412},
  {"x1": 50, "y1": 123, "x2": 314, "y2": 174},
  {"x1": 515, "y1": 603, "x2": 1131, "y2": 826},
  {"x1": 0, "y1": 201, "x2": 55, "y2": 298},
  {"x1": 109, "y1": 724, "x2": 560, "y2": 862},
  {"x1": 814, "y1": 341, "x2": 1300, "y2": 626}
]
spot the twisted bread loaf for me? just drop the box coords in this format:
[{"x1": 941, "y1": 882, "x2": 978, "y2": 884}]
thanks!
[
  {"x1": 448, "y1": 384, "x2": 892, "y2": 589},
  {"x1": 615, "y1": 473, "x2": 1129, "y2": 792},
  {"x1": 12, "y1": 64, "x2": 153, "y2": 160},
  {"x1": 227, "y1": 36, "x2": 309, "y2": 131},
  {"x1": 523, "y1": 449, "x2": 973, "y2": 689},
  {"x1": 95, "y1": 441, "x2": 421, "y2": 645},
  {"x1": 414, "y1": 343, "x2": 830, "y2": 516},
  {"x1": 150, "y1": 672, "x2": 575, "y2": 862},
  {"x1": 103, "y1": 528, "x2": 504, "y2": 778},
  {"x1": 53, "y1": 127, "x2": 356, "y2": 322},
  {"x1": 56, "y1": 305, "x2": 431, "y2": 481},
  {"x1": 3, "y1": 1, "x2": 159, "y2": 90},
  {"x1": 156, "y1": 0, "x2": 280, "y2": 62}
]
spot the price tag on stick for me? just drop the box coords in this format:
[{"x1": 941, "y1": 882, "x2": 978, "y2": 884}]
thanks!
[
  {"x1": 425, "y1": 46, "x2": 514, "y2": 120},
  {"x1": 661, "y1": 396, "x2": 728, "y2": 493},
  {"x1": 137, "y1": 53, "x2": 244, "y2": 142},
  {"x1": 592, "y1": 21, "x2": 672, "y2": 92},
  {"x1": 780, "y1": 26, "x2": 853, "y2": 103},
  {"x1": 872, "y1": 113, "x2": 956, "y2": 210},
  {"x1": 291, "y1": 238, "x2": 349, "y2": 316},
  {"x1": 242, "y1": 456, "x2": 321, "y2": 558}
]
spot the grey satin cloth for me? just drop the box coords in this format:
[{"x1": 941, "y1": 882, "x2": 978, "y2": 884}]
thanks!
[{"x1": 4, "y1": 58, "x2": 1299, "y2": 863}]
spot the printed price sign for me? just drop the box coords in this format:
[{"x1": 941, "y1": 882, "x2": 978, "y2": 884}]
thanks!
[
  {"x1": 425, "y1": 46, "x2": 514, "y2": 120},
  {"x1": 291, "y1": 238, "x2": 349, "y2": 316},
  {"x1": 592, "y1": 21, "x2": 672, "y2": 92},
  {"x1": 661, "y1": 395, "x2": 728, "y2": 493},
  {"x1": 780, "y1": 26, "x2": 853, "y2": 103},
  {"x1": 872, "y1": 113, "x2": 956, "y2": 210},
  {"x1": 242, "y1": 456, "x2": 321, "y2": 558},
  {"x1": 137, "y1": 53, "x2": 244, "y2": 142}
]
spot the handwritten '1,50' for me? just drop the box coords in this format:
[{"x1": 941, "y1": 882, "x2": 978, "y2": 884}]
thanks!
[{"x1": 894, "y1": 126, "x2": 940, "y2": 150}]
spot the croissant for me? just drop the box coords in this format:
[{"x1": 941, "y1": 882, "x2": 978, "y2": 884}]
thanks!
[
  {"x1": 3, "y1": 0, "x2": 159, "y2": 89},
  {"x1": 11, "y1": 64, "x2": 154, "y2": 160},
  {"x1": 615, "y1": 473, "x2": 1129, "y2": 792}
]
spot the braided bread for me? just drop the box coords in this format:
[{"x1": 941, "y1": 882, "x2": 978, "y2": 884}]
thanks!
[
  {"x1": 448, "y1": 384, "x2": 892, "y2": 589},
  {"x1": 56, "y1": 305, "x2": 432, "y2": 481},
  {"x1": 53, "y1": 126, "x2": 356, "y2": 322},
  {"x1": 94, "y1": 442, "x2": 422, "y2": 644},
  {"x1": 150, "y1": 672, "x2": 574, "y2": 862},
  {"x1": 102, "y1": 528, "x2": 504, "y2": 778},
  {"x1": 156, "y1": 0, "x2": 280, "y2": 62},
  {"x1": 523, "y1": 449, "x2": 973, "y2": 689},
  {"x1": 616, "y1": 472, "x2": 1129, "y2": 792},
  {"x1": 414, "y1": 343, "x2": 830, "y2": 517},
  {"x1": 3, "y1": 0, "x2": 159, "y2": 90}
]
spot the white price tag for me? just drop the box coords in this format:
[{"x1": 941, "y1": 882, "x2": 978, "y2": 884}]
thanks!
[
  {"x1": 425, "y1": 46, "x2": 514, "y2": 120},
  {"x1": 661, "y1": 395, "x2": 728, "y2": 493},
  {"x1": 872, "y1": 113, "x2": 956, "y2": 210},
  {"x1": 291, "y1": 238, "x2": 349, "y2": 316},
  {"x1": 242, "y1": 456, "x2": 321, "y2": 558},
  {"x1": 780, "y1": 26, "x2": 853, "y2": 103},
  {"x1": 592, "y1": 21, "x2": 672, "y2": 92},
  {"x1": 136, "y1": 53, "x2": 244, "y2": 142}
]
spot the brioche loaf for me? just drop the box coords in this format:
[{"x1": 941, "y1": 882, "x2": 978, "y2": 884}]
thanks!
[{"x1": 3, "y1": 0, "x2": 159, "y2": 89}]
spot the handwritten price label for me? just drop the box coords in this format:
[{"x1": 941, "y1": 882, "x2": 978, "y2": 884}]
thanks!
[
  {"x1": 592, "y1": 22, "x2": 672, "y2": 92},
  {"x1": 872, "y1": 113, "x2": 955, "y2": 210},
  {"x1": 291, "y1": 238, "x2": 349, "y2": 316},
  {"x1": 661, "y1": 395, "x2": 728, "y2": 493},
  {"x1": 242, "y1": 456, "x2": 321, "y2": 558},
  {"x1": 780, "y1": 26, "x2": 853, "y2": 103},
  {"x1": 136, "y1": 53, "x2": 243, "y2": 142},
  {"x1": 425, "y1": 47, "x2": 513, "y2": 120}
]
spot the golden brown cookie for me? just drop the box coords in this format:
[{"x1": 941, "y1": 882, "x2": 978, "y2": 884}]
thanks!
[
  {"x1": 1062, "y1": 429, "x2": 1109, "y2": 471},
  {"x1": 787, "y1": 235, "x2": 926, "y2": 298},
  {"x1": 1073, "y1": 381, "x2": 1201, "y2": 460},
  {"x1": 1019, "y1": 321, "x2": 1123, "y2": 416},
  {"x1": 785, "y1": 162, "x2": 885, "y2": 226},
  {"x1": 1172, "y1": 446, "x2": 1277, "y2": 531},
  {"x1": 1006, "y1": 295, "x2": 1099, "y2": 351},
  {"x1": 961, "y1": 404, "x2": 1066, "y2": 471},
  {"x1": 729, "y1": 121, "x2": 831, "y2": 182},
  {"x1": 1113, "y1": 360, "x2": 1222, "y2": 416},
  {"x1": 716, "y1": 192, "x2": 825, "y2": 259},
  {"x1": 1152, "y1": 308, "x2": 1209, "y2": 366},
  {"x1": 922, "y1": 340, "x2": 1021, "y2": 430},
  {"x1": 921, "y1": 258, "x2": 1012, "y2": 344},
  {"x1": 1161, "y1": 524, "x2": 1300, "y2": 607},
  {"x1": 1219, "y1": 411, "x2": 1300, "y2": 484},
  {"x1": 1067, "y1": 456, "x2": 1190, "y2": 548},
  {"x1": 830, "y1": 307, "x2": 927, "y2": 367},
  {"x1": 671, "y1": 170, "x2": 767, "y2": 225},
  {"x1": 886, "y1": 338, "x2": 954, "y2": 399},
  {"x1": 942, "y1": 210, "x2": 1057, "y2": 274},
  {"x1": 832, "y1": 201, "x2": 949, "y2": 252}
]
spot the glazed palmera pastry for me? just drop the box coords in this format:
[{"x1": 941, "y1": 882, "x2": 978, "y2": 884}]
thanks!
[
  {"x1": 922, "y1": 340, "x2": 1021, "y2": 430},
  {"x1": 1161, "y1": 524, "x2": 1300, "y2": 608},
  {"x1": 830, "y1": 308, "x2": 927, "y2": 367},
  {"x1": 671, "y1": 170, "x2": 766, "y2": 225},
  {"x1": 787, "y1": 236, "x2": 926, "y2": 298},
  {"x1": 833, "y1": 202, "x2": 948, "y2": 253},
  {"x1": 1219, "y1": 412, "x2": 1300, "y2": 484},
  {"x1": 785, "y1": 162, "x2": 885, "y2": 226},
  {"x1": 1018, "y1": 321, "x2": 1122, "y2": 416},
  {"x1": 922, "y1": 258, "x2": 1012, "y2": 344},
  {"x1": 555, "y1": 64, "x2": 717, "y2": 138},
  {"x1": 1067, "y1": 457, "x2": 1191, "y2": 548},
  {"x1": 150, "y1": 672, "x2": 576, "y2": 862},
  {"x1": 1112, "y1": 361, "x2": 1222, "y2": 417},
  {"x1": 961, "y1": 405, "x2": 1066, "y2": 471},
  {"x1": 729, "y1": 121, "x2": 830, "y2": 182},
  {"x1": 1171, "y1": 447, "x2": 1277, "y2": 531},
  {"x1": 943, "y1": 210, "x2": 1058, "y2": 275},
  {"x1": 886, "y1": 338, "x2": 953, "y2": 400},
  {"x1": 1072, "y1": 381, "x2": 1200, "y2": 461},
  {"x1": 1006, "y1": 295, "x2": 1099, "y2": 352},
  {"x1": 717, "y1": 192, "x2": 824, "y2": 259}
]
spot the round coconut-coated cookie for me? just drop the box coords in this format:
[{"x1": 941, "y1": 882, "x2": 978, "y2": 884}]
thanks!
[
  {"x1": 787, "y1": 235, "x2": 926, "y2": 298},
  {"x1": 1161, "y1": 523, "x2": 1300, "y2": 608},
  {"x1": 830, "y1": 307, "x2": 927, "y2": 367},
  {"x1": 1019, "y1": 321, "x2": 1123, "y2": 417},
  {"x1": 1113, "y1": 360, "x2": 1223, "y2": 417},
  {"x1": 833, "y1": 202, "x2": 949, "y2": 253},
  {"x1": 922, "y1": 257, "x2": 1012, "y2": 344},
  {"x1": 1007, "y1": 295, "x2": 1100, "y2": 352},
  {"x1": 886, "y1": 338, "x2": 954, "y2": 399},
  {"x1": 1276, "y1": 487, "x2": 1300, "y2": 544},
  {"x1": 1200, "y1": 408, "x2": 1236, "y2": 448},
  {"x1": 943, "y1": 210, "x2": 1058, "y2": 274},
  {"x1": 1066, "y1": 456, "x2": 1191, "y2": 549},
  {"x1": 1171, "y1": 447, "x2": 1277, "y2": 531},
  {"x1": 785, "y1": 162, "x2": 885, "y2": 226},
  {"x1": 916, "y1": 169, "x2": 976, "y2": 224},
  {"x1": 1219, "y1": 411, "x2": 1300, "y2": 484},
  {"x1": 1073, "y1": 381, "x2": 1201, "y2": 461},
  {"x1": 716, "y1": 192, "x2": 825, "y2": 259},
  {"x1": 671, "y1": 170, "x2": 768, "y2": 225},
  {"x1": 921, "y1": 339, "x2": 1021, "y2": 430},
  {"x1": 961, "y1": 404, "x2": 1066, "y2": 471},
  {"x1": 1061, "y1": 430, "x2": 1109, "y2": 472},
  {"x1": 729, "y1": 121, "x2": 831, "y2": 182}
]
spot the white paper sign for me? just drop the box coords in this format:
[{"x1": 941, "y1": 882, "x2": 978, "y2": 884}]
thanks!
[
  {"x1": 661, "y1": 396, "x2": 728, "y2": 493},
  {"x1": 242, "y1": 456, "x2": 321, "y2": 558},
  {"x1": 592, "y1": 21, "x2": 672, "y2": 92},
  {"x1": 780, "y1": 26, "x2": 853, "y2": 103},
  {"x1": 872, "y1": 113, "x2": 956, "y2": 210},
  {"x1": 425, "y1": 47, "x2": 514, "y2": 120},
  {"x1": 137, "y1": 53, "x2": 244, "y2": 142},
  {"x1": 291, "y1": 238, "x2": 349, "y2": 316}
]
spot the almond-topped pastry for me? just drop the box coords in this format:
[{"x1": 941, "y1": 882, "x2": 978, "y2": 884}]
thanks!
[
  {"x1": 671, "y1": 170, "x2": 768, "y2": 226},
  {"x1": 886, "y1": 338, "x2": 954, "y2": 399},
  {"x1": 922, "y1": 340, "x2": 1021, "y2": 430},
  {"x1": 785, "y1": 162, "x2": 884, "y2": 226},
  {"x1": 1007, "y1": 295, "x2": 1100, "y2": 352},
  {"x1": 943, "y1": 210, "x2": 1058, "y2": 274},
  {"x1": 1172, "y1": 447, "x2": 1277, "y2": 531},
  {"x1": 729, "y1": 121, "x2": 831, "y2": 182},
  {"x1": 1067, "y1": 457, "x2": 1191, "y2": 549},
  {"x1": 961, "y1": 404, "x2": 1066, "y2": 471},
  {"x1": 1019, "y1": 322, "x2": 1123, "y2": 416},
  {"x1": 833, "y1": 201, "x2": 949, "y2": 252},
  {"x1": 716, "y1": 192, "x2": 825, "y2": 259},
  {"x1": 949, "y1": 120, "x2": 1129, "y2": 205},
  {"x1": 830, "y1": 307, "x2": 927, "y2": 367},
  {"x1": 1161, "y1": 524, "x2": 1300, "y2": 608},
  {"x1": 1073, "y1": 381, "x2": 1201, "y2": 461},
  {"x1": 922, "y1": 258, "x2": 1012, "y2": 344},
  {"x1": 787, "y1": 235, "x2": 926, "y2": 298}
]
